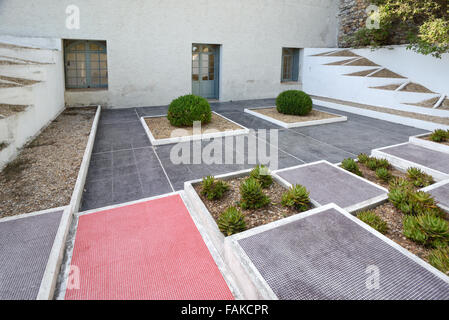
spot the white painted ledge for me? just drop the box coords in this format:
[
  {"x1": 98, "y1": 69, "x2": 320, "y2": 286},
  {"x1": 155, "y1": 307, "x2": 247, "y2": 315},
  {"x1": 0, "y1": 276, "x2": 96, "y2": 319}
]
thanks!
[
  {"x1": 244, "y1": 107, "x2": 347, "y2": 128},
  {"x1": 409, "y1": 133, "x2": 449, "y2": 155},
  {"x1": 141, "y1": 111, "x2": 250, "y2": 146}
]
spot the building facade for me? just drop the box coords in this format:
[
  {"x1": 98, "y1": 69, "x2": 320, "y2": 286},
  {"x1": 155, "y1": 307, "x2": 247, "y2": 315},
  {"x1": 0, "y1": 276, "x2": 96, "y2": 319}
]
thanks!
[{"x1": 0, "y1": 0, "x2": 339, "y2": 108}]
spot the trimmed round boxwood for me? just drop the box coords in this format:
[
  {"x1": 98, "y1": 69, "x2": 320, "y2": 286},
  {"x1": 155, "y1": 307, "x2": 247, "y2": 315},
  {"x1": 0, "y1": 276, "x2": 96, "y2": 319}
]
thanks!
[
  {"x1": 167, "y1": 94, "x2": 212, "y2": 127},
  {"x1": 276, "y1": 90, "x2": 313, "y2": 116}
]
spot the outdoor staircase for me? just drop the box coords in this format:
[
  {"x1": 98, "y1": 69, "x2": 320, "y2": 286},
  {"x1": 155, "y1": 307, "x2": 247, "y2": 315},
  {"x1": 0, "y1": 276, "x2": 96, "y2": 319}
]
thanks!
[{"x1": 0, "y1": 40, "x2": 64, "y2": 170}]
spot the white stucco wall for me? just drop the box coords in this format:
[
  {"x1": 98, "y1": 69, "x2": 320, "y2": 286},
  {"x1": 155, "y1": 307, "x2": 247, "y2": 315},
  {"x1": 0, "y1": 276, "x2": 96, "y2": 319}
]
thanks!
[{"x1": 0, "y1": 0, "x2": 339, "y2": 108}]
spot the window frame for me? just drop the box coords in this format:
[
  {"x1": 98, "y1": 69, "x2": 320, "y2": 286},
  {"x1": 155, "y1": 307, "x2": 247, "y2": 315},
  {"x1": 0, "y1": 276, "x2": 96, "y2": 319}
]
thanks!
[
  {"x1": 64, "y1": 40, "x2": 108, "y2": 90},
  {"x1": 281, "y1": 48, "x2": 300, "y2": 83}
]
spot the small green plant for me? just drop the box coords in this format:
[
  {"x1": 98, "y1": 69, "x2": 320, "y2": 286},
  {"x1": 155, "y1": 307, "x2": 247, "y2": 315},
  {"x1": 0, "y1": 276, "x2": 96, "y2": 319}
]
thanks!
[
  {"x1": 249, "y1": 165, "x2": 273, "y2": 188},
  {"x1": 429, "y1": 129, "x2": 449, "y2": 143},
  {"x1": 407, "y1": 167, "x2": 434, "y2": 188},
  {"x1": 403, "y1": 214, "x2": 449, "y2": 248},
  {"x1": 281, "y1": 185, "x2": 311, "y2": 212},
  {"x1": 276, "y1": 90, "x2": 313, "y2": 116},
  {"x1": 357, "y1": 211, "x2": 389, "y2": 234},
  {"x1": 341, "y1": 158, "x2": 363, "y2": 176},
  {"x1": 167, "y1": 94, "x2": 212, "y2": 127},
  {"x1": 357, "y1": 153, "x2": 369, "y2": 164},
  {"x1": 389, "y1": 177, "x2": 413, "y2": 190},
  {"x1": 376, "y1": 158, "x2": 391, "y2": 169},
  {"x1": 200, "y1": 176, "x2": 229, "y2": 200},
  {"x1": 429, "y1": 247, "x2": 449, "y2": 274},
  {"x1": 217, "y1": 206, "x2": 247, "y2": 236},
  {"x1": 240, "y1": 177, "x2": 270, "y2": 210},
  {"x1": 364, "y1": 157, "x2": 390, "y2": 171},
  {"x1": 375, "y1": 167, "x2": 392, "y2": 182},
  {"x1": 389, "y1": 187, "x2": 440, "y2": 216},
  {"x1": 366, "y1": 158, "x2": 379, "y2": 170}
]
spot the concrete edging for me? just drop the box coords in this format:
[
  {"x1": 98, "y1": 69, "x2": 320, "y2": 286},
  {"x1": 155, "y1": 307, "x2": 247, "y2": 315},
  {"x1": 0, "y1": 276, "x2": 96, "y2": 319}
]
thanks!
[
  {"x1": 420, "y1": 179, "x2": 449, "y2": 213},
  {"x1": 312, "y1": 99, "x2": 449, "y2": 131},
  {"x1": 272, "y1": 160, "x2": 389, "y2": 214},
  {"x1": 371, "y1": 142, "x2": 449, "y2": 182},
  {"x1": 140, "y1": 111, "x2": 250, "y2": 146},
  {"x1": 225, "y1": 202, "x2": 449, "y2": 300},
  {"x1": 244, "y1": 106, "x2": 347, "y2": 128},
  {"x1": 409, "y1": 133, "x2": 449, "y2": 155},
  {"x1": 36, "y1": 105, "x2": 101, "y2": 300}
]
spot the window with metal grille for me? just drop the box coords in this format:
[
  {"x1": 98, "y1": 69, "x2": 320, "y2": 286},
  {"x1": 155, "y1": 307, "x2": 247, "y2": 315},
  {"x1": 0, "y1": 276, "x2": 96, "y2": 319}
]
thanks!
[
  {"x1": 64, "y1": 40, "x2": 108, "y2": 89},
  {"x1": 281, "y1": 48, "x2": 300, "y2": 82}
]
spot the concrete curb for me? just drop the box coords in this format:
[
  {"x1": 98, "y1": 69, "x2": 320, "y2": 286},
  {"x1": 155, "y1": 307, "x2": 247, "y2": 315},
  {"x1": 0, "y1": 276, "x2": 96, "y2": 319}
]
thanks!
[
  {"x1": 312, "y1": 99, "x2": 449, "y2": 131},
  {"x1": 409, "y1": 133, "x2": 449, "y2": 155},
  {"x1": 244, "y1": 106, "x2": 347, "y2": 128},
  {"x1": 140, "y1": 112, "x2": 250, "y2": 146},
  {"x1": 36, "y1": 105, "x2": 101, "y2": 300},
  {"x1": 420, "y1": 179, "x2": 449, "y2": 214},
  {"x1": 371, "y1": 142, "x2": 449, "y2": 182}
]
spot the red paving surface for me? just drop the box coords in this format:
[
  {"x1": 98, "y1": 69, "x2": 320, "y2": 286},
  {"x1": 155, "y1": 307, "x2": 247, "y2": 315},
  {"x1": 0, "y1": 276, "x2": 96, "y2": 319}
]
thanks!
[{"x1": 65, "y1": 194, "x2": 234, "y2": 300}]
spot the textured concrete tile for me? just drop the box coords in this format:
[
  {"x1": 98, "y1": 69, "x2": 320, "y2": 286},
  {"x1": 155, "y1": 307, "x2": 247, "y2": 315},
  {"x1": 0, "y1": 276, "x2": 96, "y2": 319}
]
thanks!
[
  {"x1": 277, "y1": 162, "x2": 386, "y2": 208},
  {"x1": 238, "y1": 208, "x2": 449, "y2": 300},
  {"x1": 217, "y1": 111, "x2": 281, "y2": 130},
  {"x1": 0, "y1": 210, "x2": 63, "y2": 300},
  {"x1": 428, "y1": 183, "x2": 449, "y2": 208},
  {"x1": 381, "y1": 143, "x2": 449, "y2": 174}
]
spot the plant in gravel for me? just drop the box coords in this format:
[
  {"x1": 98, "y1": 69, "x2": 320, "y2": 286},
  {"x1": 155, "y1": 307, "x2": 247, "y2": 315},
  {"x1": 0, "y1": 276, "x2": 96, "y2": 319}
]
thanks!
[
  {"x1": 365, "y1": 157, "x2": 390, "y2": 171},
  {"x1": 375, "y1": 167, "x2": 392, "y2": 182},
  {"x1": 366, "y1": 158, "x2": 379, "y2": 170},
  {"x1": 389, "y1": 187, "x2": 441, "y2": 216},
  {"x1": 407, "y1": 167, "x2": 434, "y2": 188},
  {"x1": 376, "y1": 158, "x2": 391, "y2": 169},
  {"x1": 357, "y1": 211, "x2": 389, "y2": 234},
  {"x1": 239, "y1": 177, "x2": 271, "y2": 210},
  {"x1": 200, "y1": 176, "x2": 229, "y2": 200},
  {"x1": 389, "y1": 177, "x2": 413, "y2": 190},
  {"x1": 403, "y1": 214, "x2": 449, "y2": 248},
  {"x1": 341, "y1": 158, "x2": 363, "y2": 176},
  {"x1": 167, "y1": 94, "x2": 212, "y2": 127},
  {"x1": 429, "y1": 247, "x2": 449, "y2": 273},
  {"x1": 249, "y1": 165, "x2": 273, "y2": 188},
  {"x1": 429, "y1": 129, "x2": 449, "y2": 142},
  {"x1": 357, "y1": 153, "x2": 370, "y2": 164},
  {"x1": 281, "y1": 184, "x2": 311, "y2": 212},
  {"x1": 217, "y1": 206, "x2": 247, "y2": 236},
  {"x1": 276, "y1": 90, "x2": 313, "y2": 116}
]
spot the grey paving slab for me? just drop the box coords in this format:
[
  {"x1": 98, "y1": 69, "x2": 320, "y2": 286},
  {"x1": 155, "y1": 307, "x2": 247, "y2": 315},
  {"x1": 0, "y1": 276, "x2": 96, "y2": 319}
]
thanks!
[
  {"x1": 428, "y1": 183, "x2": 449, "y2": 209},
  {"x1": 238, "y1": 208, "x2": 449, "y2": 300},
  {"x1": 380, "y1": 143, "x2": 449, "y2": 174},
  {"x1": 276, "y1": 162, "x2": 386, "y2": 209},
  {"x1": 0, "y1": 210, "x2": 63, "y2": 300}
]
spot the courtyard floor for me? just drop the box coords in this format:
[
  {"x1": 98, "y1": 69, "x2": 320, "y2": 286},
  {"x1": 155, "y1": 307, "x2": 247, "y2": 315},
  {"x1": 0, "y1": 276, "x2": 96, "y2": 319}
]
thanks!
[{"x1": 81, "y1": 98, "x2": 425, "y2": 211}]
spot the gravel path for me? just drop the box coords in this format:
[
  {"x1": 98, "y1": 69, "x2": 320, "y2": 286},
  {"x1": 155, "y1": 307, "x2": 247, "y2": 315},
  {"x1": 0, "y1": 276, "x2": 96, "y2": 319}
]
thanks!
[{"x1": 0, "y1": 107, "x2": 96, "y2": 218}]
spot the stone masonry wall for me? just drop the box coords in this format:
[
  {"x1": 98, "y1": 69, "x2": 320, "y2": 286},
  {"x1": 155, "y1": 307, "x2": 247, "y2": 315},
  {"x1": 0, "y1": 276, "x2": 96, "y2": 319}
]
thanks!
[{"x1": 338, "y1": 0, "x2": 370, "y2": 47}]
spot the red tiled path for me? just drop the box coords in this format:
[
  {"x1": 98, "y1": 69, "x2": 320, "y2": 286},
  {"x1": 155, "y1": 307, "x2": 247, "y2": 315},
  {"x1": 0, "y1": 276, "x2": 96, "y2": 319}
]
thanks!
[{"x1": 65, "y1": 194, "x2": 234, "y2": 300}]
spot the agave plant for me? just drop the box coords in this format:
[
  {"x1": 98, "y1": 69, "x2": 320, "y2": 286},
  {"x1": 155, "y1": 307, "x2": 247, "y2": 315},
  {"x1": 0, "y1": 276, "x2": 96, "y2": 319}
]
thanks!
[
  {"x1": 239, "y1": 177, "x2": 270, "y2": 209},
  {"x1": 357, "y1": 211, "x2": 388, "y2": 234},
  {"x1": 200, "y1": 175, "x2": 229, "y2": 200},
  {"x1": 429, "y1": 247, "x2": 449, "y2": 273},
  {"x1": 217, "y1": 206, "x2": 247, "y2": 236},
  {"x1": 281, "y1": 184, "x2": 311, "y2": 212},
  {"x1": 341, "y1": 158, "x2": 363, "y2": 176},
  {"x1": 375, "y1": 167, "x2": 391, "y2": 182},
  {"x1": 249, "y1": 164, "x2": 273, "y2": 188}
]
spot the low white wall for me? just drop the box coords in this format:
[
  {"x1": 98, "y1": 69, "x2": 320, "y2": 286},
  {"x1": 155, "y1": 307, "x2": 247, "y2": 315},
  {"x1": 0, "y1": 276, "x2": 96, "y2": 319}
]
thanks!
[
  {"x1": 0, "y1": 42, "x2": 65, "y2": 169},
  {"x1": 353, "y1": 46, "x2": 449, "y2": 97}
]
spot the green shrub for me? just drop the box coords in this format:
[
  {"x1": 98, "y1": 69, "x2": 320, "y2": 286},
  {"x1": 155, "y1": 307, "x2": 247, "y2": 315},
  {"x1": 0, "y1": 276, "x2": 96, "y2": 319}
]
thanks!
[
  {"x1": 167, "y1": 94, "x2": 212, "y2": 127},
  {"x1": 407, "y1": 167, "x2": 434, "y2": 188},
  {"x1": 281, "y1": 185, "x2": 311, "y2": 212},
  {"x1": 389, "y1": 177, "x2": 413, "y2": 191},
  {"x1": 341, "y1": 158, "x2": 363, "y2": 176},
  {"x1": 364, "y1": 157, "x2": 390, "y2": 171},
  {"x1": 240, "y1": 178, "x2": 270, "y2": 210},
  {"x1": 249, "y1": 165, "x2": 273, "y2": 188},
  {"x1": 276, "y1": 90, "x2": 313, "y2": 116},
  {"x1": 366, "y1": 158, "x2": 379, "y2": 170},
  {"x1": 376, "y1": 158, "x2": 391, "y2": 169},
  {"x1": 357, "y1": 211, "x2": 389, "y2": 234},
  {"x1": 217, "y1": 206, "x2": 247, "y2": 236},
  {"x1": 357, "y1": 153, "x2": 370, "y2": 164},
  {"x1": 403, "y1": 214, "x2": 449, "y2": 248},
  {"x1": 200, "y1": 176, "x2": 229, "y2": 200},
  {"x1": 429, "y1": 247, "x2": 449, "y2": 273},
  {"x1": 376, "y1": 167, "x2": 392, "y2": 182},
  {"x1": 429, "y1": 129, "x2": 449, "y2": 143}
]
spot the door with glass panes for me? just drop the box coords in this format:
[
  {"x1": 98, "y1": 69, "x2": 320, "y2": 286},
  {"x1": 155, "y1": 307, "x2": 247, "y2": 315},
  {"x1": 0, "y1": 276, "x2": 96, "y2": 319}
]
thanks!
[{"x1": 192, "y1": 44, "x2": 219, "y2": 99}]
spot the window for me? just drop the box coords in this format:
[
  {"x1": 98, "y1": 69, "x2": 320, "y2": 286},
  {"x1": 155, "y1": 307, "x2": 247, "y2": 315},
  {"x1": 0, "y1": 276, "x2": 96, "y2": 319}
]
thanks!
[
  {"x1": 281, "y1": 48, "x2": 301, "y2": 82},
  {"x1": 64, "y1": 40, "x2": 108, "y2": 89}
]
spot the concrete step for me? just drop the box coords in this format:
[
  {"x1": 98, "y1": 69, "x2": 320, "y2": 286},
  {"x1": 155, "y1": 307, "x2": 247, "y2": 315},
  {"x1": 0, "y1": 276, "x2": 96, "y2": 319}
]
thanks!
[
  {"x1": 0, "y1": 43, "x2": 57, "y2": 64},
  {"x1": 0, "y1": 63, "x2": 46, "y2": 81},
  {"x1": 0, "y1": 84, "x2": 37, "y2": 105}
]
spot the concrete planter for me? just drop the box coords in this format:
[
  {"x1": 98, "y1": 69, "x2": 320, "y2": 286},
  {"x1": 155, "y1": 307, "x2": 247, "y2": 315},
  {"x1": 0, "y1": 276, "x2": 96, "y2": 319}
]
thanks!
[{"x1": 410, "y1": 133, "x2": 449, "y2": 155}]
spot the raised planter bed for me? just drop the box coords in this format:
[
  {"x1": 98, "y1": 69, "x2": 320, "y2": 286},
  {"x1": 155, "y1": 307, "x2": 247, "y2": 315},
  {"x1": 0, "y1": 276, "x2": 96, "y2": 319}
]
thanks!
[
  {"x1": 244, "y1": 106, "x2": 347, "y2": 128},
  {"x1": 184, "y1": 169, "x2": 316, "y2": 258},
  {"x1": 141, "y1": 111, "x2": 249, "y2": 146},
  {"x1": 410, "y1": 133, "x2": 449, "y2": 154}
]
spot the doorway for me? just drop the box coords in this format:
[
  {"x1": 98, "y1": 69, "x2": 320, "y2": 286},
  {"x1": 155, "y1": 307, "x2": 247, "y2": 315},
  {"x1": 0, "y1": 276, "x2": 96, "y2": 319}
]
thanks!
[{"x1": 192, "y1": 44, "x2": 219, "y2": 99}]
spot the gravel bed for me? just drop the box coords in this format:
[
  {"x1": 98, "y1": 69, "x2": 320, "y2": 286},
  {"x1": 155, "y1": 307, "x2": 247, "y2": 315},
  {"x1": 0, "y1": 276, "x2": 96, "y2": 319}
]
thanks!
[
  {"x1": 357, "y1": 162, "x2": 409, "y2": 190},
  {"x1": 144, "y1": 113, "x2": 243, "y2": 139},
  {"x1": 0, "y1": 107, "x2": 96, "y2": 218},
  {"x1": 420, "y1": 135, "x2": 449, "y2": 146},
  {"x1": 193, "y1": 176, "x2": 303, "y2": 233},
  {"x1": 251, "y1": 108, "x2": 338, "y2": 123}
]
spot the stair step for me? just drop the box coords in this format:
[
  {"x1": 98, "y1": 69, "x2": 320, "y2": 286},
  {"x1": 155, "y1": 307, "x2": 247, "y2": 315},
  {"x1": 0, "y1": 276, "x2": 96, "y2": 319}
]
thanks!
[
  {"x1": 0, "y1": 64, "x2": 46, "y2": 81},
  {"x1": 0, "y1": 75, "x2": 40, "y2": 86},
  {"x1": 0, "y1": 85, "x2": 35, "y2": 104},
  {"x1": 0, "y1": 43, "x2": 57, "y2": 64},
  {"x1": 0, "y1": 104, "x2": 29, "y2": 119}
]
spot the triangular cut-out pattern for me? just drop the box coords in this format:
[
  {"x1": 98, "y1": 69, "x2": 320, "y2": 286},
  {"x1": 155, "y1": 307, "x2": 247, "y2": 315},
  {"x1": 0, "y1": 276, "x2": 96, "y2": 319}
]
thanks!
[
  {"x1": 370, "y1": 84, "x2": 402, "y2": 91},
  {"x1": 401, "y1": 83, "x2": 434, "y2": 93},
  {"x1": 368, "y1": 68, "x2": 405, "y2": 79},
  {"x1": 324, "y1": 58, "x2": 357, "y2": 65},
  {"x1": 345, "y1": 58, "x2": 379, "y2": 67},
  {"x1": 325, "y1": 49, "x2": 360, "y2": 57},
  {"x1": 344, "y1": 68, "x2": 379, "y2": 77}
]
